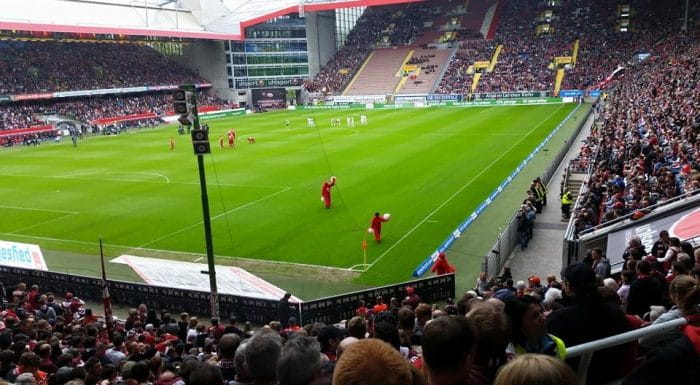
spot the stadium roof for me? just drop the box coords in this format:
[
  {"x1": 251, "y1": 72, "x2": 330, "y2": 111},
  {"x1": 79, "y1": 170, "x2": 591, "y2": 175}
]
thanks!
[{"x1": 1, "y1": 0, "x2": 421, "y2": 41}]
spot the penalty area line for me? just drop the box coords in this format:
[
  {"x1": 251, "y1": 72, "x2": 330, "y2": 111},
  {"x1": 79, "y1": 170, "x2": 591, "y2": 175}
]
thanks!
[{"x1": 365, "y1": 104, "x2": 566, "y2": 271}]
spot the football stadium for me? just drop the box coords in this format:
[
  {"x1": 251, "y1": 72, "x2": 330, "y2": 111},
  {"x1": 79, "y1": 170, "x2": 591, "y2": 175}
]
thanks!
[{"x1": 1, "y1": 0, "x2": 699, "y2": 383}]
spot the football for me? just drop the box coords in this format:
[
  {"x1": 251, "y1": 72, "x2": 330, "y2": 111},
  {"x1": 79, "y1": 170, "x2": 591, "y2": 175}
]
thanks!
[
  {"x1": 367, "y1": 228, "x2": 374, "y2": 233},
  {"x1": 383, "y1": 213, "x2": 391, "y2": 220}
]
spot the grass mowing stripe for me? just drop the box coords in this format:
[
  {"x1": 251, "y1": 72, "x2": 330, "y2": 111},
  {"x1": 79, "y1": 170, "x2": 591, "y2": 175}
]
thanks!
[
  {"x1": 135, "y1": 186, "x2": 293, "y2": 248},
  {"x1": 365, "y1": 104, "x2": 565, "y2": 271}
]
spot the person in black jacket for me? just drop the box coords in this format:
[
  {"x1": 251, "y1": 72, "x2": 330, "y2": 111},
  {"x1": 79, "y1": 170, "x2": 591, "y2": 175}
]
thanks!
[
  {"x1": 626, "y1": 260, "x2": 663, "y2": 317},
  {"x1": 546, "y1": 262, "x2": 630, "y2": 385}
]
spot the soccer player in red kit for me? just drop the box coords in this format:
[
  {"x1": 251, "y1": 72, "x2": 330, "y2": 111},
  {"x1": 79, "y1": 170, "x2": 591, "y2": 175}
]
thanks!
[
  {"x1": 227, "y1": 130, "x2": 235, "y2": 148},
  {"x1": 169, "y1": 137, "x2": 175, "y2": 151},
  {"x1": 321, "y1": 176, "x2": 336, "y2": 208},
  {"x1": 370, "y1": 212, "x2": 389, "y2": 243}
]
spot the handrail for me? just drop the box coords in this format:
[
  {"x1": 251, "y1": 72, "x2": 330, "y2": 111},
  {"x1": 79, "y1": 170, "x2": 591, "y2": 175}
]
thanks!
[
  {"x1": 566, "y1": 317, "x2": 689, "y2": 384},
  {"x1": 577, "y1": 188, "x2": 700, "y2": 237}
]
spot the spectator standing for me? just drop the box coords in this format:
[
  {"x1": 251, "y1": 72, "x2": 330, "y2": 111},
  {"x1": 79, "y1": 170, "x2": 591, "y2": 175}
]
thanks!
[
  {"x1": 279, "y1": 293, "x2": 292, "y2": 328},
  {"x1": 626, "y1": 260, "x2": 663, "y2": 317},
  {"x1": 546, "y1": 262, "x2": 630, "y2": 384},
  {"x1": 591, "y1": 248, "x2": 611, "y2": 279}
]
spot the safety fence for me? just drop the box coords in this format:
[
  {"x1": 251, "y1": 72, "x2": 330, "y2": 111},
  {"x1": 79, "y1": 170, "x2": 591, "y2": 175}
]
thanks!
[{"x1": 0, "y1": 265, "x2": 454, "y2": 325}]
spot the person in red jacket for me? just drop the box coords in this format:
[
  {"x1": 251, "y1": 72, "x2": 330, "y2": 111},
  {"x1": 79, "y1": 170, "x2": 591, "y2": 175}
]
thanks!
[
  {"x1": 431, "y1": 252, "x2": 455, "y2": 275},
  {"x1": 321, "y1": 176, "x2": 336, "y2": 208},
  {"x1": 369, "y1": 212, "x2": 389, "y2": 243}
]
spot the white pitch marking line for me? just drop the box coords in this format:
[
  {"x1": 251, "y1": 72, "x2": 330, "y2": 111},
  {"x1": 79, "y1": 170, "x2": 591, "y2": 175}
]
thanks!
[
  {"x1": 135, "y1": 187, "x2": 293, "y2": 249},
  {"x1": 0, "y1": 173, "x2": 289, "y2": 190},
  {"x1": 10, "y1": 212, "x2": 79, "y2": 234},
  {"x1": 0, "y1": 205, "x2": 79, "y2": 214},
  {"x1": 366, "y1": 104, "x2": 566, "y2": 270},
  {"x1": 0, "y1": 231, "x2": 354, "y2": 272},
  {"x1": 59, "y1": 171, "x2": 170, "y2": 183}
]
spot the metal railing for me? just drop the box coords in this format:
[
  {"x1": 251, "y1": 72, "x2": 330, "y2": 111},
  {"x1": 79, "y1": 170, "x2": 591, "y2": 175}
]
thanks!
[
  {"x1": 482, "y1": 104, "x2": 592, "y2": 276},
  {"x1": 566, "y1": 317, "x2": 689, "y2": 384}
]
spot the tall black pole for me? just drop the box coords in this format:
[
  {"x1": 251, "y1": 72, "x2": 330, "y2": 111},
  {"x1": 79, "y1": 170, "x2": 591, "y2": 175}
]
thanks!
[
  {"x1": 196, "y1": 153, "x2": 218, "y2": 318},
  {"x1": 186, "y1": 84, "x2": 219, "y2": 318}
]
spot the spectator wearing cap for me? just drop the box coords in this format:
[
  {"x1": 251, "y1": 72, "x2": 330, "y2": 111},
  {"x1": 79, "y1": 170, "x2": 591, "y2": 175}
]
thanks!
[
  {"x1": 626, "y1": 260, "x2": 663, "y2": 317},
  {"x1": 527, "y1": 276, "x2": 544, "y2": 296},
  {"x1": 505, "y1": 296, "x2": 566, "y2": 360},
  {"x1": 402, "y1": 287, "x2": 421, "y2": 310},
  {"x1": 422, "y1": 315, "x2": 477, "y2": 385},
  {"x1": 546, "y1": 262, "x2": 630, "y2": 384}
]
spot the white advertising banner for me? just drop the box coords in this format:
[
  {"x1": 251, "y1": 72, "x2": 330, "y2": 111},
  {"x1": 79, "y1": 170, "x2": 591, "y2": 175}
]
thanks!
[
  {"x1": 112, "y1": 255, "x2": 301, "y2": 302},
  {"x1": 0, "y1": 240, "x2": 48, "y2": 271}
]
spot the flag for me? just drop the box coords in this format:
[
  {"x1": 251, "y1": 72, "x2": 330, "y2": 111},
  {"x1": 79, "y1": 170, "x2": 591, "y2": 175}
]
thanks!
[
  {"x1": 99, "y1": 237, "x2": 113, "y2": 339},
  {"x1": 102, "y1": 280, "x2": 114, "y2": 334},
  {"x1": 362, "y1": 239, "x2": 367, "y2": 250}
]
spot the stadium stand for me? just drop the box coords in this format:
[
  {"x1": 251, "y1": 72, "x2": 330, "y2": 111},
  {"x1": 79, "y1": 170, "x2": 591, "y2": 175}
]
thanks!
[
  {"x1": 570, "y1": 32, "x2": 700, "y2": 236},
  {"x1": 396, "y1": 48, "x2": 453, "y2": 94},
  {"x1": 0, "y1": 41, "x2": 205, "y2": 94},
  {"x1": 0, "y1": 92, "x2": 230, "y2": 135},
  {"x1": 343, "y1": 47, "x2": 412, "y2": 96},
  {"x1": 303, "y1": 7, "x2": 390, "y2": 94}
]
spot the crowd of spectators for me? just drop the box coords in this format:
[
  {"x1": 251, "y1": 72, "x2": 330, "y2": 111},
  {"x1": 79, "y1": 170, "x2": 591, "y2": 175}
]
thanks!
[
  {"x1": 432, "y1": 0, "x2": 687, "y2": 95},
  {"x1": 0, "y1": 42, "x2": 205, "y2": 95},
  {"x1": 571, "y1": 31, "x2": 700, "y2": 235},
  {"x1": 435, "y1": 40, "x2": 494, "y2": 94},
  {"x1": 1, "y1": 242, "x2": 697, "y2": 385},
  {"x1": 303, "y1": 8, "x2": 390, "y2": 94},
  {"x1": 0, "y1": 92, "x2": 230, "y2": 131},
  {"x1": 304, "y1": 4, "x2": 431, "y2": 94}
]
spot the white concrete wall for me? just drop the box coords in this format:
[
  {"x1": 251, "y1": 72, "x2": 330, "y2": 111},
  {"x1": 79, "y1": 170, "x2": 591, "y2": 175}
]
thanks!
[{"x1": 305, "y1": 11, "x2": 337, "y2": 77}]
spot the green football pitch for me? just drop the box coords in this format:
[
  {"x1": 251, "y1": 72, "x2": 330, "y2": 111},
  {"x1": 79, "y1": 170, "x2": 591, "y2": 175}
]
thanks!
[{"x1": 0, "y1": 103, "x2": 579, "y2": 297}]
